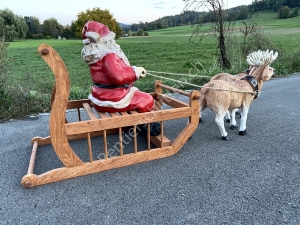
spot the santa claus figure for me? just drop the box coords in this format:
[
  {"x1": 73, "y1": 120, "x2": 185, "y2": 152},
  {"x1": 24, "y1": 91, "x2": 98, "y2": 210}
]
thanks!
[{"x1": 81, "y1": 21, "x2": 154, "y2": 113}]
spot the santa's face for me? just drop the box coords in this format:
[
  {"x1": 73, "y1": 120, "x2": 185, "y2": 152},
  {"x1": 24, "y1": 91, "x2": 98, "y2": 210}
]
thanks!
[{"x1": 82, "y1": 21, "x2": 110, "y2": 40}]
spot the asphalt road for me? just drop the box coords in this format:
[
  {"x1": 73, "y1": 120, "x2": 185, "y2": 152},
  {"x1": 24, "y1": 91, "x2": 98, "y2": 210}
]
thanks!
[{"x1": 0, "y1": 74, "x2": 299, "y2": 224}]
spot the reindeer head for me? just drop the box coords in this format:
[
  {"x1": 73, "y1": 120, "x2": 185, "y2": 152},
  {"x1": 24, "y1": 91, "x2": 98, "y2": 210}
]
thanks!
[{"x1": 247, "y1": 49, "x2": 278, "y2": 81}]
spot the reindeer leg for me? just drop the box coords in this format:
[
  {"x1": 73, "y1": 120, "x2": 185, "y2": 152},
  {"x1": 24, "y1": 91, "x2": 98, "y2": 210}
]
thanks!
[
  {"x1": 239, "y1": 105, "x2": 249, "y2": 135},
  {"x1": 229, "y1": 109, "x2": 238, "y2": 129},
  {"x1": 215, "y1": 111, "x2": 229, "y2": 140},
  {"x1": 225, "y1": 111, "x2": 231, "y2": 123},
  {"x1": 198, "y1": 99, "x2": 207, "y2": 123}
]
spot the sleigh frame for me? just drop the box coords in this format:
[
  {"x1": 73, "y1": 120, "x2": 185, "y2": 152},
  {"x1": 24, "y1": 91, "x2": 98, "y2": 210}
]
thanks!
[{"x1": 21, "y1": 44, "x2": 200, "y2": 188}]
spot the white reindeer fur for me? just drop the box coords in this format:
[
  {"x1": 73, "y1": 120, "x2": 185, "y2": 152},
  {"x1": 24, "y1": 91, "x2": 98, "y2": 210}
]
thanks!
[{"x1": 199, "y1": 50, "x2": 278, "y2": 140}]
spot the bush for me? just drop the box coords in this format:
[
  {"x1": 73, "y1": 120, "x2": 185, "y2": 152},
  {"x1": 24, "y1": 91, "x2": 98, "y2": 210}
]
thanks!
[
  {"x1": 0, "y1": 37, "x2": 11, "y2": 121},
  {"x1": 32, "y1": 34, "x2": 43, "y2": 39},
  {"x1": 290, "y1": 7, "x2": 299, "y2": 17},
  {"x1": 225, "y1": 22, "x2": 277, "y2": 73},
  {"x1": 278, "y1": 6, "x2": 290, "y2": 19}
]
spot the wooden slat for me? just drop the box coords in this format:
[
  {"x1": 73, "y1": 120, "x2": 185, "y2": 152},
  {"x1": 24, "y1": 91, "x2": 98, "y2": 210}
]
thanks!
[
  {"x1": 156, "y1": 93, "x2": 189, "y2": 108},
  {"x1": 109, "y1": 112, "x2": 120, "y2": 117},
  {"x1": 94, "y1": 109, "x2": 108, "y2": 118},
  {"x1": 158, "y1": 83, "x2": 191, "y2": 97},
  {"x1": 119, "y1": 111, "x2": 130, "y2": 116},
  {"x1": 160, "y1": 121, "x2": 164, "y2": 148},
  {"x1": 150, "y1": 135, "x2": 171, "y2": 148},
  {"x1": 27, "y1": 141, "x2": 38, "y2": 174},
  {"x1": 67, "y1": 99, "x2": 90, "y2": 109},
  {"x1": 83, "y1": 103, "x2": 98, "y2": 120},
  {"x1": 103, "y1": 130, "x2": 108, "y2": 159},
  {"x1": 65, "y1": 107, "x2": 192, "y2": 136},
  {"x1": 133, "y1": 125, "x2": 137, "y2": 153},
  {"x1": 32, "y1": 126, "x2": 133, "y2": 146},
  {"x1": 87, "y1": 133, "x2": 93, "y2": 162},
  {"x1": 147, "y1": 124, "x2": 150, "y2": 151},
  {"x1": 119, "y1": 127, "x2": 123, "y2": 156}
]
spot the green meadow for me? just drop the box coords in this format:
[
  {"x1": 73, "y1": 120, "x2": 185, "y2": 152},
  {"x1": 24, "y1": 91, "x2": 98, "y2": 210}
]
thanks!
[{"x1": 2, "y1": 11, "x2": 300, "y2": 121}]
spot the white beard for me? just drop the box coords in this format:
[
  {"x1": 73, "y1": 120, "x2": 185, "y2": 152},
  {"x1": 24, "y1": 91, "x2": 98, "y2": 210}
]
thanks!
[{"x1": 81, "y1": 39, "x2": 130, "y2": 66}]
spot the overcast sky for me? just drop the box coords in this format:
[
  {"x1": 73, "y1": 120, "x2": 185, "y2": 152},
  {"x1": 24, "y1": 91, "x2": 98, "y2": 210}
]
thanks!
[{"x1": 2, "y1": 0, "x2": 253, "y2": 26}]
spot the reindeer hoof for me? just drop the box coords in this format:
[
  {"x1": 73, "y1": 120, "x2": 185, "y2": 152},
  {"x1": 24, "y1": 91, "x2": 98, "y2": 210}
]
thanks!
[
  {"x1": 239, "y1": 130, "x2": 247, "y2": 135},
  {"x1": 230, "y1": 125, "x2": 238, "y2": 129},
  {"x1": 226, "y1": 119, "x2": 230, "y2": 123},
  {"x1": 222, "y1": 136, "x2": 229, "y2": 140}
]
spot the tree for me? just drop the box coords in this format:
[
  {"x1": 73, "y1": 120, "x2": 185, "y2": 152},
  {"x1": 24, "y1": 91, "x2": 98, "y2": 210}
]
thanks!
[
  {"x1": 43, "y1": 18, "x2": 64, "y2": 38},
  {"x1": 275, "y1": 0, "x2": 286, "y2": 11},
  {"x1": 290, "y1": 7, "x2": 299, "y2": 17},
  {"x1": 24, "y1": 16, "x2": 42, "y2": 38},
  {"x1": 74, "y1": 7, "x2": 121, "y2": 39},
  {"x1": 137, "y1": 29, "x2": 144, "y2": 36},
  {"x1": 0, "y1": 8, "x2": 28, "y2": 41},
  {"x1": 278, "y1": 6, "x2": 290, "y2": 18},
  {"x1": 184, "y1": 0, "x2": 233, "y2": 69},
  {"x1": 239, "y1": 21, "x2": 261, "y2": 58},
  {"x1": 237, "y1": 6, "x2": 249, "y2": 20}
]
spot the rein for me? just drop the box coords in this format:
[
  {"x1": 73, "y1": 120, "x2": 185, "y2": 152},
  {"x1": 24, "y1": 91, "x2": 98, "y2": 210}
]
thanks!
[{"x1": 147, "y1": 71, "x2": 256, "y2": 95}]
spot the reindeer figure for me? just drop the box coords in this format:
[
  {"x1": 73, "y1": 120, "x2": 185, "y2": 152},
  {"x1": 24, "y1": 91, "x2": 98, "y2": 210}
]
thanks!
[
  {"x1": 199, "y1": 50, "x2": 278, "y2": 140},
  {"x1": 210, "y1": 66, "x2": 258, "y2": 123}
]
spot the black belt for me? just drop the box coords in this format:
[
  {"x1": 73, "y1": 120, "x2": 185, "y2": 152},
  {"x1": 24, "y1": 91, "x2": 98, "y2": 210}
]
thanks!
[
  {"x1": 93, "y1": 82, "x2": 131, "y2": 89},
  {"x1": 240, "y1": 75, "x2": 259, "y2": 99}
]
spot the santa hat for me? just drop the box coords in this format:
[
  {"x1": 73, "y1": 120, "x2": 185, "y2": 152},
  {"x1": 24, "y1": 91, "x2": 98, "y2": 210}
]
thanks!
[{"x1": 82, "y1": 21, "x2": 116, "y2": 44}]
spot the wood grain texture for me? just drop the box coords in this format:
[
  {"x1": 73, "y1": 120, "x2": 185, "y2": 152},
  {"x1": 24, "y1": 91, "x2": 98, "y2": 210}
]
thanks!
[
  {"x1": 38, "y1": 44, "x2": 83, "y2": 167},
  {"x1": 21, "y1": 146, "x2": 173, "y2": 187},
  {"x1": 64, "y1": 107, "x2": 192, "y2": 136}
]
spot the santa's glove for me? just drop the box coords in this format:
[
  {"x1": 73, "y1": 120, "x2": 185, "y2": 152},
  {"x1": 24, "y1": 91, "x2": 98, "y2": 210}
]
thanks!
[{"x1": 133, "y1": 66, "x2": 147, "y2": 79}]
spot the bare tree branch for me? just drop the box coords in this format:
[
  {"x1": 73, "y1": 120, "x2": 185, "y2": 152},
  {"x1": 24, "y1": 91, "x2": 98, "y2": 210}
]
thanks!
[{"x1": 183, "y1": 0, "x2": 234, "y2": 69}]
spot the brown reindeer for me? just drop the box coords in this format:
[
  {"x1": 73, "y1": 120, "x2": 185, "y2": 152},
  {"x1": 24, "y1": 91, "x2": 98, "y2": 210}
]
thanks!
[{"x1": 199, "y1": 50, "x2": 278, "y2": 140}]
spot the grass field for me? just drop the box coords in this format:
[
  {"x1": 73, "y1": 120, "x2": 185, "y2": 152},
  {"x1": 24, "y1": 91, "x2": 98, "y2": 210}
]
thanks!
[{"x1": 1, "y1": 11, "x2": 300, "y2": 121}]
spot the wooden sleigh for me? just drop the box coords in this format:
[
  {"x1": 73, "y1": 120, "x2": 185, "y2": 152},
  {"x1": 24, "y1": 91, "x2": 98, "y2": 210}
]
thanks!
[{"x1": 21, "y1": 44, "x2": 200, "y2": 188}]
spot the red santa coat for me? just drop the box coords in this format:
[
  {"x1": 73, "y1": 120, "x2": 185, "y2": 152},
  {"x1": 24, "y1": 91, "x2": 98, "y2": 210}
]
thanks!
[{"x1": 88, "y1": 53, "x2": 154, "y2": 113}]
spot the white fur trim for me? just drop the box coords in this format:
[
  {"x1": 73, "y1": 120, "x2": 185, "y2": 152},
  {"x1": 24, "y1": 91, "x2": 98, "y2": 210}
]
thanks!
[
  {"x1": 84, "y1": 31, "x2": 116, "y2": 44},
  {"x1": 81, "y1": 40, "x2": 130, "y2": 66},
  {"x1": 85, "y1": 31, "x2": 101, "y2": 43},
  {"x1": 132, "y1": 66, "x2": 139, "y2": 79},
  {"x1": 82, "y1": 39, "x2": 90, "y2": 45},
  {"x1": 89, "y1": 87, "x2": 138, "y2": 109},
  {"x1": 99, "y1": 32, "x2": 115, "y2": 43}
]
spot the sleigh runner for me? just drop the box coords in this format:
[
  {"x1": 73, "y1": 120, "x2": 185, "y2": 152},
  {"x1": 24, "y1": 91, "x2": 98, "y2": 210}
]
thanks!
[{"x1": 21, "y1": 44, "x2": 200, "y2": 188}]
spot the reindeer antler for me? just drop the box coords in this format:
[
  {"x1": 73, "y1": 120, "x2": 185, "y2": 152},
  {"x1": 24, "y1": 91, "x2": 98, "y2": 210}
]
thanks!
[{"x1": 246, "y1": 49, "x2": 278, "y2": 67}]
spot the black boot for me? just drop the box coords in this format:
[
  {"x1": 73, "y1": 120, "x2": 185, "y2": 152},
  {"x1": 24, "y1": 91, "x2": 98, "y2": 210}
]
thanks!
[{"x1": 137, "y1": 122, "x2": 161, "y2": 136}]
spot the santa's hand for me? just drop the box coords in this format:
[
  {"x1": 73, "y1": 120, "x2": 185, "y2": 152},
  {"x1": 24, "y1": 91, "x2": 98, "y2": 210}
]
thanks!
[{"x1": 134, "y1": 66, "x2": 147, "y2": 78}]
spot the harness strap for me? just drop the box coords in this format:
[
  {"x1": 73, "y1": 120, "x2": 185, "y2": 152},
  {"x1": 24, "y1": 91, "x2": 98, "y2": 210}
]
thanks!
[{"x1": 240, "y1": 75, "x2": 259, "y2": 99}]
